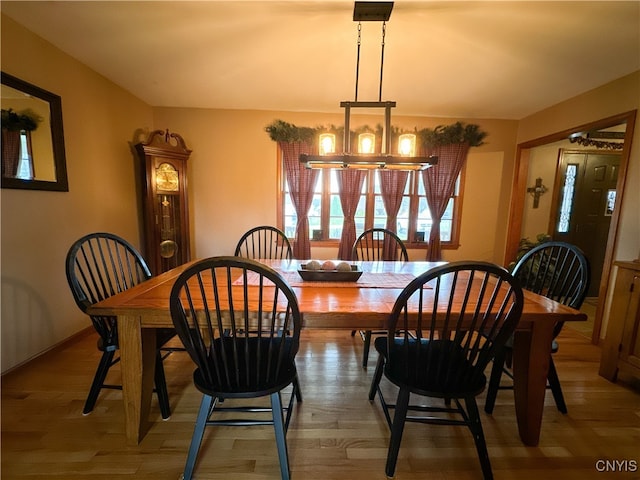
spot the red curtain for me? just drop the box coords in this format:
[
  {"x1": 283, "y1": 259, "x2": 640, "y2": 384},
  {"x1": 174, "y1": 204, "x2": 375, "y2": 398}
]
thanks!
[
  {"x1": 336, "y1": 169, "x2": 366, "y2": 260},
  {"x1": 421, "y1": 142, "x2": 470, "y2": 261},
  {"x1": 379, "y1": 170, "x2": 409, "y2": 231},
  {"x1": 2, "y1": 129, "x2": 20, "y2": 177},
  {"x1": 379, "y1": 170, "x2": 409, "y2": 259},
  {"x1": 279, "y1": 141, "x2": 319, "y2": 260}
]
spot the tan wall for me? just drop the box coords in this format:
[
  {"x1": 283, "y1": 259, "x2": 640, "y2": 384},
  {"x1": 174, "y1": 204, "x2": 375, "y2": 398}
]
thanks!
[
  {"x1": 517, "y1": 72, "x2": 639, "y2": 263},
  {"x1": 152, "y1": 108, "x2": 518, "y2": 264},
  {"x1": 1, "y1": 15, "x2": 154, "y2": 372},
  {"x1": 516, "y1": 71, "x2": 640, "y2": 339}
]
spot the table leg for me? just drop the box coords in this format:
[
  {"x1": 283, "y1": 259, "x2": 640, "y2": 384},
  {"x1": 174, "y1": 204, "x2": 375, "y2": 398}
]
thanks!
[
  {"x1": 511, "y1": 319, "x2": 554, "y2": 446},
  {"x1": 118, "y1": 315, "x2": 157, "y2": 445}
]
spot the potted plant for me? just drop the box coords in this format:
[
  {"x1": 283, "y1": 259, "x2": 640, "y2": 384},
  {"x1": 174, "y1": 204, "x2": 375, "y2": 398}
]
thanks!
[
  {"x1": 264, "y1": 119, "x2": 318, "y2": 143},
  {"x1": 417, "y1": 121, "x2": 487, "y2": 150},
  {"x1": 1, "y1": 108, "x2": 42, "y2": 132},
  {"x1": 507, "y1": 233, "x2": 552, "y2": 271}
]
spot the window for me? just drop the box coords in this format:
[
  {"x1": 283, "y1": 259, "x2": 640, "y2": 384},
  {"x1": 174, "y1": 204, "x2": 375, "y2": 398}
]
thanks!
[
  {"x1": 557, "y1": 164, "x2": 577, "y2": 233},
  {"x1": 16, "y1": 131, "x2": 34, "y2": 180},
  {"x1": 280, "y1": 160, "x2": 463, "y2": 248}
]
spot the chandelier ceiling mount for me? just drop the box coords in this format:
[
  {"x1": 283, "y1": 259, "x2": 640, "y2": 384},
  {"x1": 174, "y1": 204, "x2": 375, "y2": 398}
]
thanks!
[{"x1": 300, "y1": 1, "x2": 438, "y2": 171}]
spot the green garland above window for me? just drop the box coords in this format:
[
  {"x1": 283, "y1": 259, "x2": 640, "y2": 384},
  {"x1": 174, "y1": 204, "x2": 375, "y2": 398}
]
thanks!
[
  {"x1": 417, "y1": 122, "x2": 487, "y2": 148},
  {"x1": 264, "y1": 120, "x2": 318, "y2": 143},
  {"x1": 1, "y1": 108, "x2": 42, "y2": 132},
  {"x1": 265, "y1": 119, "x2": 487, "y2": 148}
]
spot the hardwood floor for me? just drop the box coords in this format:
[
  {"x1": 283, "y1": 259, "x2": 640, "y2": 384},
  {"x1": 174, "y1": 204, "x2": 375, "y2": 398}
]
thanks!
[{"x1": 2, "y1": 327, "x2": 639, "y2": 480}]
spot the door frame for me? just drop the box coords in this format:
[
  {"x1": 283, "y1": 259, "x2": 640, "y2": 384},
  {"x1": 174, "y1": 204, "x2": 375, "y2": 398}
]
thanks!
[{"x1": 505, "y1": 110, "x2": 636, "y2": 344}]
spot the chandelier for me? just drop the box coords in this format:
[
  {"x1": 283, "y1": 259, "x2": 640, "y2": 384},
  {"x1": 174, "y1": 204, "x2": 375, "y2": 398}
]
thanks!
[{"x1": 300, "y1": 1, "x2": 437, "y2": 171}]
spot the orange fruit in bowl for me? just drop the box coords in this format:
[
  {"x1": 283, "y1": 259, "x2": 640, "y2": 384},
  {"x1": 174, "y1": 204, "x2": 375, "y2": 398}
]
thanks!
[{"x1": 321, "y1": 260, "x2": 337, "y2": 270}]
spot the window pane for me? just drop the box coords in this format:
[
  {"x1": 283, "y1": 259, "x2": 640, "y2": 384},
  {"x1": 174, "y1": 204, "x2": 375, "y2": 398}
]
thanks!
[
  {"x1": 417, "y1": 195, "x2": 430, "y2": 236},
  {"x1": 373, "y1": 195, "x2": 386, "y2": 228},
  {"x1": 316, "y1": 170, "x2": 324, "y2": 192},
  {"x1": 309, "y1": 217, "x2": 322, "y2": 238},
  {"x1": 330, "y1": 170, "x2": 339, "y2": 193},
  {"x1": 557, "y1": 164, "x2": 577, "y2": 233},
  {"x1": 418, "y1": 173, "x2": 425, "y2": 195},
  {"x1": 417, "y1": 197, "x2": 432, "y2": 240},
  {"x1": 374, "y1": 171, "x2": 381, "y2": 194},
  {"x1": 329, "y1": 194, "x2": 343, "y2": 239},
  {"x1": 286, "y1": 190, "x2": 323, "y2": 239},
  {"x1": 283, "y1": 192, "x2": 297, "y2": 238},
  {"x1": 329, "y1": 217, "x2": 343, "y2": 239},
  {"x1": 396, "y1": 197, "x2": 410, "y2": 241},
  {"x1": 308, "y1": 193, "x2": 322, "y2": 239},
  {"x1": 440, "y1": 199, "x2": 453, "y2": 241},
  {"x1": 605, "y1": 189, "x2": 616, "y2": 216},
  {"x1": 17, "y1": 132, "x2": 33, "y2": 180},
  {"x1": 354, "y1": 195, "x2": 366, "y2": 237},
  {"x1": 418, "y1": 197, "x2": 453, "y2": 241},
  {"x1": 373, "y1": 195, "x2": 410, "y2": 240}
]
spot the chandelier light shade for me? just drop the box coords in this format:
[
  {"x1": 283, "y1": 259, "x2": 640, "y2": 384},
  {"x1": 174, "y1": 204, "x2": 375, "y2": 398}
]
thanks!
[
  {"x1": 300, "y1": 1, "x2": 437, "y2": 171},
  {"x1": 319, "y1": 133, "x2": 336, "y2": 155},
  {"x1": 358, "y1": 132, "x2": 376, "y2": 154},
  {"x1": 398, "y1": 133, "x2": 416, "y2": 156}
]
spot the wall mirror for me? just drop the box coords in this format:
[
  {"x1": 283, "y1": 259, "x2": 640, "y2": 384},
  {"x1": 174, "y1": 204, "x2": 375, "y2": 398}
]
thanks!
[{"x1": 1, "y1": 72, "x2": 68, "y2": 191}]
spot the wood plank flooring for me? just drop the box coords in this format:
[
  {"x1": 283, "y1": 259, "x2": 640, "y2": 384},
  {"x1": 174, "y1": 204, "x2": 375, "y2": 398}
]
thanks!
[{"x1": 2, "y1": 326, "x2": 639, "y2": 480}]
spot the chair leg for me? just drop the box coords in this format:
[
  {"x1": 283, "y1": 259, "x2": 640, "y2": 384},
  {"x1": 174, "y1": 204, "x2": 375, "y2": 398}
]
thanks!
[
  {"x1": 293, "y1": 371, "x2": 303, "y2": 402},
  {"x1": 83, "y1": 350, "x2": 115, "y2": 415},
  {"x1": 547, "y1": 356, "x2": 567, "y2": 414},
  {"x1": 285, "y1": 376, "x2": 301, "y2": 432},
  {"x1": 368, "y1": 353, "x2": 384, "y2": 401},
  {"x1": 385, "y1": 387, "x2": 410, "y2": 478},
  {"x1": 362, "y1": 330, "x2": 372, "y2": 368},
  {"x1": 183, "y1": 395, "x2": 215, "y2": 480},
  {"x1": 465, "y1": 396, "x2": 494, "y2": 480},
  {"x1": 154, "y1": 351, "x2": 171, "y2": 420},
  {"x1": 271, "y1": 391, "x2": 291, "y2": 480},
  {"x1": 484, "y1": 348, "x2": 507, "y2": 414}
]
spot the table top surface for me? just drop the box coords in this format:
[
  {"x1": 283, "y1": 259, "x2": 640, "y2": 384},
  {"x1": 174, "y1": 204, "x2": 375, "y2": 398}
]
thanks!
[{"x1": 87, "y1": 259, "x2": 587, "y2": 329}]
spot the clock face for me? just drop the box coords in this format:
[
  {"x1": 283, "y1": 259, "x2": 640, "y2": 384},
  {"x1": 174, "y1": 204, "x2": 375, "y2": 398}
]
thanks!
[{"x1": 155, "y1": 162, "x2": 179, "y2": 192}]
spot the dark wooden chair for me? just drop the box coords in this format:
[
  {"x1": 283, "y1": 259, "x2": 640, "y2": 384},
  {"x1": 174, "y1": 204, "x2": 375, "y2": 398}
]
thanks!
[
  {"x1": 484, "y1": 241, "x2": 589, "y2": 414},
  {"x1": 234, "y1": 225, "x2": 293, "y2": 260},
  {"x1": 169, "y1": 256, "x2": 302, "y2": 480},
  {"x1": 65, "y1": 232, "x2": 174, "y2": 418},
  {"x1": 368, "y1": 261, "x2": 524, "y2": 479},
  {"x1": 351, "y1": 228, "x2": 409, "y2": 367}
]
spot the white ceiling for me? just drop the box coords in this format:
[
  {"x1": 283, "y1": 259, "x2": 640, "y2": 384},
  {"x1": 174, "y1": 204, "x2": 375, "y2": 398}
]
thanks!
[{"x1": 2, "y1": 1, "x2": 639, "y2": 119}]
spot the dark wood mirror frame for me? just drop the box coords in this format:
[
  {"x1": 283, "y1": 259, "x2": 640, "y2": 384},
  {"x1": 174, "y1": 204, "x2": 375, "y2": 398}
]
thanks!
[{"x1": 1, "y1": 72, "x2": 68, "y2": 192}]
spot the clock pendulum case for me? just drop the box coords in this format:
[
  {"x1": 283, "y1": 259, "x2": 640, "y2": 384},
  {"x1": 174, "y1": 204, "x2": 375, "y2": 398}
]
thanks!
[{"x1": 135, "y1": 129, "x2": 192, "y2": 274}]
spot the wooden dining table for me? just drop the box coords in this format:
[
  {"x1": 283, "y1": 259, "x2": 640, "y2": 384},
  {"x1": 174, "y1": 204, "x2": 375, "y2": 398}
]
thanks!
[{"x1": 87, "y1": 258, "x2": 586, "y2": 447}]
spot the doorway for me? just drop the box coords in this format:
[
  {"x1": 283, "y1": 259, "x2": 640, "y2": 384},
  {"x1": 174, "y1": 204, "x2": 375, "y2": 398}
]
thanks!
[
  {"x1": 551, "y1": 150, "x2": 621, "y2": 297},
  {"x1": 505, "y1": 110, "x2": 636, "y2": 344}
]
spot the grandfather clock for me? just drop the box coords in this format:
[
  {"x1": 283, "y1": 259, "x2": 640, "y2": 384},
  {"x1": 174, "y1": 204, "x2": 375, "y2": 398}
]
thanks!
[{"x1": 135, "y1": 129, "x2": 191, "y2": 274}]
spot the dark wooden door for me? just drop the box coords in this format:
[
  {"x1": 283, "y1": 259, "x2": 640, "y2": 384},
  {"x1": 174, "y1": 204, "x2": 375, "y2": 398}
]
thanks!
[{"x1": 552, "y1": 150, "x2": 620, "y2": 297}]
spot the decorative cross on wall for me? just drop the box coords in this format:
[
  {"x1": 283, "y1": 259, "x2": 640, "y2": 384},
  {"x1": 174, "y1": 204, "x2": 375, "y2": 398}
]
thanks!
[{"x1": 527, "y1": 177, "x2": 548, "y2": 208}]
